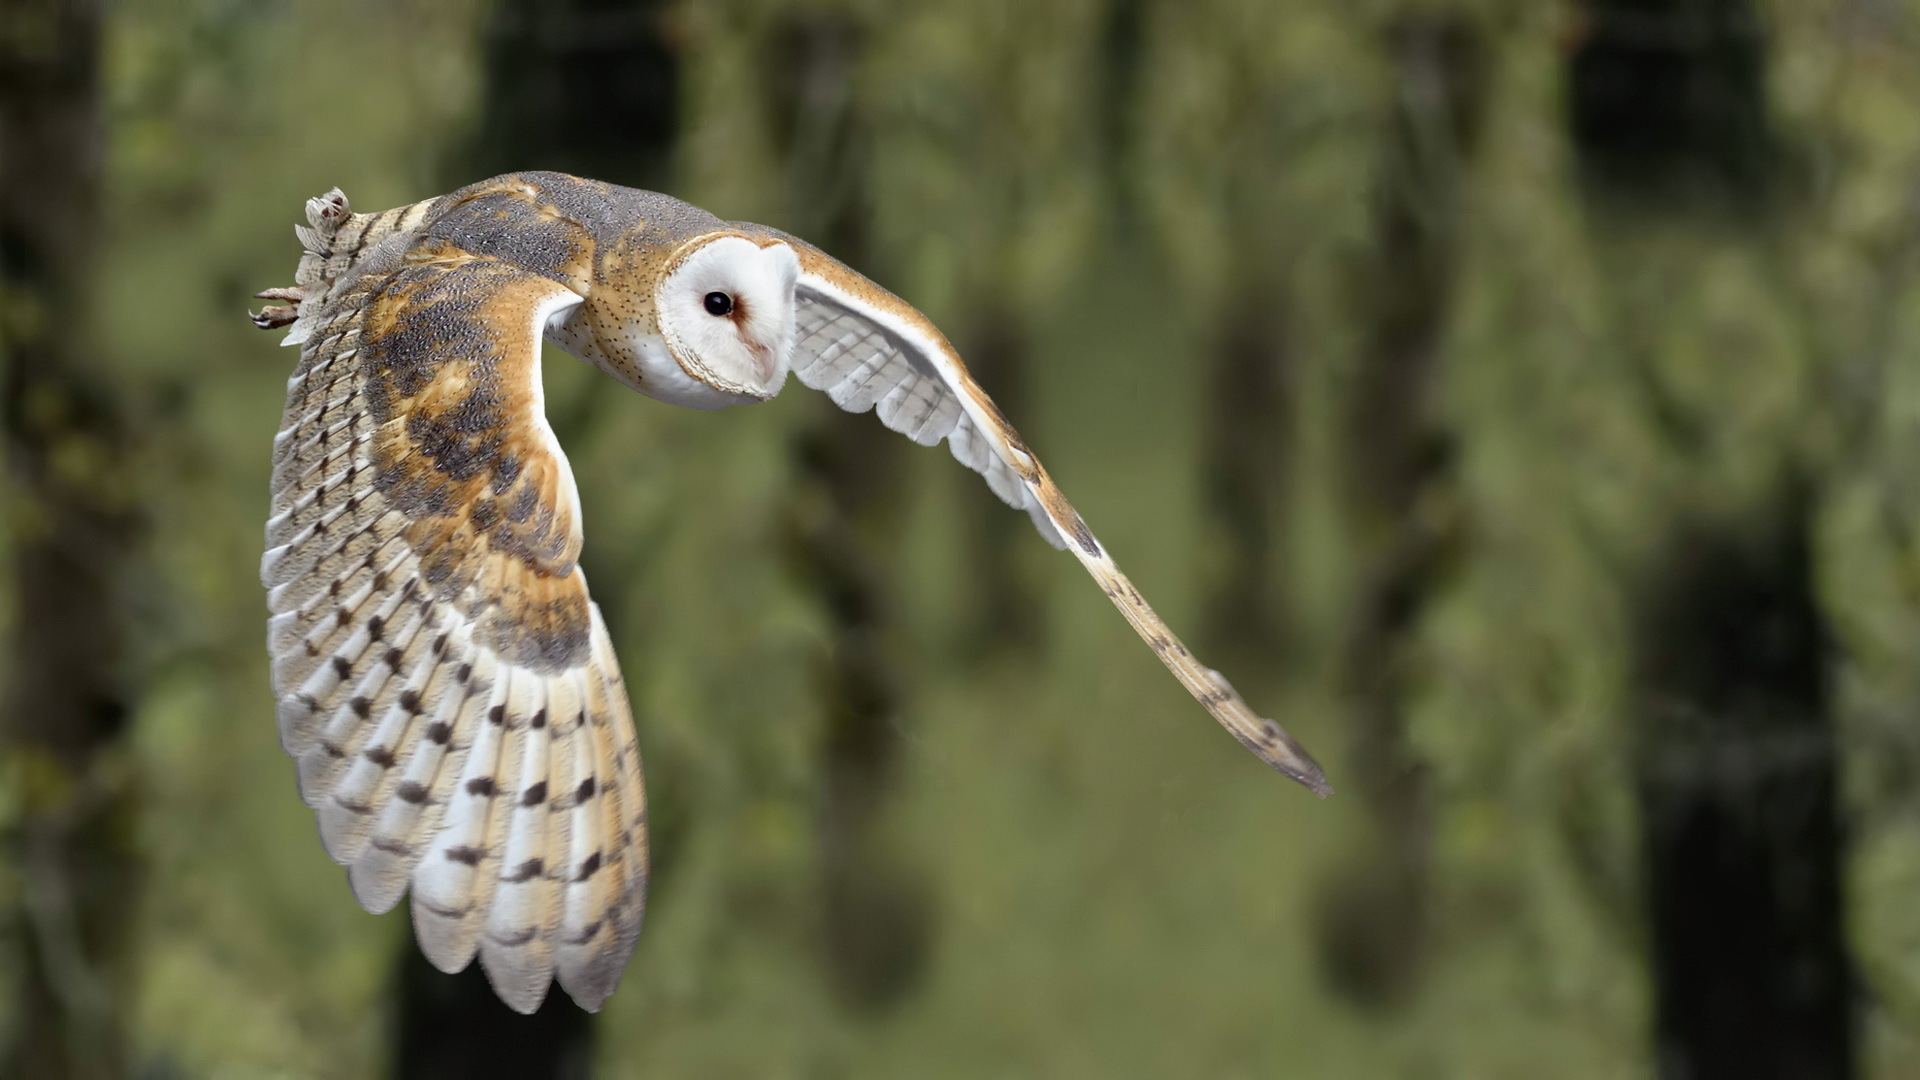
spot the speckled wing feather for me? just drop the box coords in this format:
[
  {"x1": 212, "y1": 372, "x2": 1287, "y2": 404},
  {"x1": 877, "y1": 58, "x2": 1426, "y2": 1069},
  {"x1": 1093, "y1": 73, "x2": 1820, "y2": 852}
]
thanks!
[
  {"x1": 759, "y1": 233, "x2": 1331, "y2": 796},
  {"x1": 263, "y1": 194, "x2": 646, "y2": 1013}
]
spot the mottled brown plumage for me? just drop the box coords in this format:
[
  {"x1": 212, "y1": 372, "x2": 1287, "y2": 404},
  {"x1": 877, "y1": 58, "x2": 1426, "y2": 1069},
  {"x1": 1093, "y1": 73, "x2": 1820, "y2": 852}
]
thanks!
[{"x1": 256, "y1": 171, "x2": 1327, "y2": 1015}]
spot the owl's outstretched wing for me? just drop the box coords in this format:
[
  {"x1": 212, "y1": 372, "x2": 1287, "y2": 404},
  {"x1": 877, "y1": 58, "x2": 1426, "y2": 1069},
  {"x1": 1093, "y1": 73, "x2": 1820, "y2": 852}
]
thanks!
[
  {"x1": 763, "y1": 234, "x2": 1331, "y2": 796},
  {"x1": 262, "y1": 207, "x2": 646, "y2": 1014}
]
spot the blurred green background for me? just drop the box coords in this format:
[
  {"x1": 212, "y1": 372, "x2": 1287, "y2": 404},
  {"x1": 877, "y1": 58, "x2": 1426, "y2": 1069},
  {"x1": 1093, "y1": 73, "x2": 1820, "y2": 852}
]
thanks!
[{"x1": 8, "y1": 0, "x2": 1920, "y2": 1076}]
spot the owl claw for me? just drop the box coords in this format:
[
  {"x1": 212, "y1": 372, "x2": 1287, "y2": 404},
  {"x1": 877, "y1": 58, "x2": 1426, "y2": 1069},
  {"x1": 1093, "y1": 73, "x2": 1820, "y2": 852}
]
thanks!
[
  {"x1": 250, "y1": 285, "x2": 306, "y2": 329},
  {"x1": 251, "y1": 305, "x2": 298, "y2": 329}
]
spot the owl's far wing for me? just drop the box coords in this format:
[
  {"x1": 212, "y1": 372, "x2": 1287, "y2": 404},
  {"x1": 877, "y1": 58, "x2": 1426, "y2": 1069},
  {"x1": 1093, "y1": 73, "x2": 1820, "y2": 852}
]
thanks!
[
  {"x1": 775, "y1": 238, "x2": 1331, "y2": 797},
  {"x1": 261, "y1": 221, "x2": 646, "y2": 1014}
]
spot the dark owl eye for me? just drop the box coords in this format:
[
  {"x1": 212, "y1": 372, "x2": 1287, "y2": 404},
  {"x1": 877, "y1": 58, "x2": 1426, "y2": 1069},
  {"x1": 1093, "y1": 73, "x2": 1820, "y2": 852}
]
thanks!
[{"x1": 703, "y1": 292, "x2": 733, "y2": 316}]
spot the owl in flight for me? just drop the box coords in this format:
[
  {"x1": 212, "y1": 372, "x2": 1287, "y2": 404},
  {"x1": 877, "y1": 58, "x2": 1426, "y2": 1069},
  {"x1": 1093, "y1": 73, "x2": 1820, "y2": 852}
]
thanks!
[{"x1": 254, "y1": 172, "x2": 1329, "y2": 1014}]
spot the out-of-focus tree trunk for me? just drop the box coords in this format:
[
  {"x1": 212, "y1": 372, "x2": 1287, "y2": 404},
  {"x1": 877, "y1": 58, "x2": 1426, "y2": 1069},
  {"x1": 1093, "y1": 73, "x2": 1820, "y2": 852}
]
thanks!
[
  {"x1": 0, "y1": 1, "x2": 141, "y2": 1076},
  {"x1": 1316, "y1": 8, "x2": 1484, "y2": 1012},
  {"x1": 466, "y1": 0, "x2": 680, "y2": 189},
  {"x1": 1097, "y1": 0, "x2": 1146, "y2": 230},
  {"x1": 392, "y1": 944, "x2": 595, "y2": 1080},
  {"x1": 391, "y1": 0, "x2": 680, "y2": 1062},
  {"x1": 1199, "y1": 276, "x2": 1291, "y2": 663},
  {"x1": 765, "y1": 9, "x2": 928, "y2": 1011},
  {"x1": 1633, "y1": 500, "x2": 1852, "y2": 1080},
  {"x1": 1567, "y1": 3, "x2": 1855, "y2": 1075}
]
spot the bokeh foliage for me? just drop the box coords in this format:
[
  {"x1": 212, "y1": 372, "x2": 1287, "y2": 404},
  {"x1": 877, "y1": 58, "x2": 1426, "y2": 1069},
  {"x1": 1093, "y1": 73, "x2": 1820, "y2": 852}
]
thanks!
[{"x1": 8, "y1": 0, "x2": 1920, "y2": 1075}]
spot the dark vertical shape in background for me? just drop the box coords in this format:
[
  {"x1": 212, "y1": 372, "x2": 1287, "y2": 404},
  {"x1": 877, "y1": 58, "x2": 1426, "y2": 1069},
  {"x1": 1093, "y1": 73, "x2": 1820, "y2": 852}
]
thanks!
[
  {"x1": 1569, "y1": 0, "x2": 1774, "y2": 205},
  {"x1": 1315, "y1": 10, "x2": 1483, "y2": 1012},
  {"x1": 1198, "y1": 289, "x2": 1291, "y2": 663},
  {"x1": 765, "y1": 12, "x2": 929, "y2": 1011},
  {"x1": 392, "y1": 947, "x2": 594, "y2": 1080},
  {"x1": 1569, "y1": 4, "x2": 1854, "y2": 1074},
  {"x1": 392, "y1": 0, "x2": 680, "y2": 1066},
  {"x1": 1633, "y1": 504, "x2": 1853, "y2": 1080},
  {"x1": 0, "y1": 1, "x2": 141, "y2": 1077},
  {"x1": 1098, "y1": 0, "x2": 1145, "y2": 229},
  {"x1": 466, "y1": 0, "x2": 681, "y2": 187}
]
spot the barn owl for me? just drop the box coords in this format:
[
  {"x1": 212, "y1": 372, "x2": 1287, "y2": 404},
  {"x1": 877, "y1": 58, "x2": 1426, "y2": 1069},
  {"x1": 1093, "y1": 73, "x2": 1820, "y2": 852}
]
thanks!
[{"x1": 254, "y1": 171, "x2": 1329, "y2": 1015}]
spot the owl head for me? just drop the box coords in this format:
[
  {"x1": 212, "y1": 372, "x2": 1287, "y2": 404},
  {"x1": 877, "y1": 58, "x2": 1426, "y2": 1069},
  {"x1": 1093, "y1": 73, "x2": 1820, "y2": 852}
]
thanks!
[{"x1": 654, "y1": 235, "x2": 801, "y2": 401}]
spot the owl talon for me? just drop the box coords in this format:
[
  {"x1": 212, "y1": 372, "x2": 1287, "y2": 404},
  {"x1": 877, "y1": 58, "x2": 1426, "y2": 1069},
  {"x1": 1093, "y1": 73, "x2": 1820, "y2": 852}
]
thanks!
[{"x1": 251, "y1": 305, "x2": 298, "y2": 329}]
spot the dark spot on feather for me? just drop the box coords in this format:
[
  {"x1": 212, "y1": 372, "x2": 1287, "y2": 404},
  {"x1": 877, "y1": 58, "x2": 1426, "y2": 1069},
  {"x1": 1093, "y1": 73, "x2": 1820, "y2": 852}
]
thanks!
[
  {"x1": 504, "y1": 858, "x2": 544, "y2": 883},
  {"x1": 507, "y1": 484, "x2": 539, "y2": 524},
  {"x1": 470, "y1": 498, "x2": 499, "y2": 531},
  {"x1": 575, "y1": 852, "x2": 602, "y2": 881},
  {"x1": 385, "y1": 647, "x2": 403, "y2": 671},
  {"x1": 488, "y1": 704, "x2": 505, "y2": 726},
  {"x1": 466, "y1": 776, "x2": 497, "y2": 797},
  {"x1": 332, "y1": 656, "x2": 351, "y2": 679},
  {"x1": 343, "y1": 495, "x2": 359, "y2": 513},
  {"x1": 329, "y1": 578, "x2": 342, "y2": 598},
  {"x1": 322, "y1": 741, "x2": 346, "y2": 759},
  {"x1": 336, "y1": 606, "x2": 351, "y2": 627},
  {"x1": 457, "y1": 663, "x2": 473, "y2": 683},
  {"x1": 364, "y1": 745, "x2": 396, "y2": 767},
  {"x1": 565, "y1": 920, "x2": 603, "y2": 945},
  {"x1": 399, "y1": 689, "x2": 422, "y2": 714},
  {"x1": 373, "y1": 570, "x2": 389, "y2": 591},
  {"x1": 530, "y1": 709, "x2": 546, "y2": 730},
  {"x1": 372, "y1": 837, "x2": 412, "y2": 855},
  {"x1": 350, "y1": 696, "x2": 371, "y2": 719},
  {"x1": 491, "y1": 452, "x2": 522, "y2": 496},
  {"x1": 575, "y1": 777, "x2": 595, "y2": 802},
  {"x1": 433, "y1": 632, "x2": 448, "y2": 656},
  {"x1": 521, "y1": 781, "x2": 547, "y2": 806},
  {"x1": 446, "y1": 845, "x2": 484, "y2": 866},
  {"x1": 396, "y1": 780, "x2": 429, "y2": 803},
  {"x1": 368, "y1": 615, "x2": 384, "y2": 640},
  {"x1": 304, "y1": 640, "x2": 320, "y2": 657},
  {"x1": 426, "y1": 721, "x2": 452, "y2": 745}
]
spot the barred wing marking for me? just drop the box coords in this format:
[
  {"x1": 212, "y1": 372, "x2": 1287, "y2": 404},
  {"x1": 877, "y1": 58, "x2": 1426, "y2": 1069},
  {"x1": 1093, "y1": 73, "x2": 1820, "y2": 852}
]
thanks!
[
  {"x1": 262, "y1": 235, "x2": 646, "y2": 1013},
  {"x1": 785, "y1": 245, "x2": 1332, "y2": 796}
]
